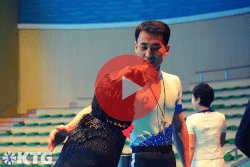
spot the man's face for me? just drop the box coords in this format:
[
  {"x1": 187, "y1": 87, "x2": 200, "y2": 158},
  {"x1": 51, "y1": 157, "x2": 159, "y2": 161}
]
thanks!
[{"x1": 135, "y1": 31, "x2": 170, "y2": 70}]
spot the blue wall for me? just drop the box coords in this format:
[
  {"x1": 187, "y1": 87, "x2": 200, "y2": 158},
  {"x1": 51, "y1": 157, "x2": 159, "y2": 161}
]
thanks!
[{"x1": 19, "y1": 0, "x2": 250, "y2": 24}]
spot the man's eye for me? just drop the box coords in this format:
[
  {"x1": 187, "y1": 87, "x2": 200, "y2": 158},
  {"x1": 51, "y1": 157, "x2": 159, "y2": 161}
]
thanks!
[
  {"x1": 151, "y1": 46, "x2": 161, "y2": 50},
  {"x1": 140, "y1": 46, "x2": 147, "y2": 50}
]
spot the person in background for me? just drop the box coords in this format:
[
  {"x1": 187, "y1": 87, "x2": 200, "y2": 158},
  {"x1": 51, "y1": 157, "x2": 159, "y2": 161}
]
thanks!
[
  {"x1": 186, "y1": 83, "x2": 227, "y2": 167},
  {"x1": 235, "y1": 99, "x2": 250, "y2": 158}
]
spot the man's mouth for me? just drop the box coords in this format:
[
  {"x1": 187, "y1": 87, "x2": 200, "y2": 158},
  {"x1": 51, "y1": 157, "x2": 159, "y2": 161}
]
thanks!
[{"x1": 147, "y1": 57, "x2": 158, "y2": 67}]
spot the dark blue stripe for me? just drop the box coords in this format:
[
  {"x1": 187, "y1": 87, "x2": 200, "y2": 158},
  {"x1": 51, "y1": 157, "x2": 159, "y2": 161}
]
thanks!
[{"x1": 198, "y1": 108, "x2": 214, "y2": 113}]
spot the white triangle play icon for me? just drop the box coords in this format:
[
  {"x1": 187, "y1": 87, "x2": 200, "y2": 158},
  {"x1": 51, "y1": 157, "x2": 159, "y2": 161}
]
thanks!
[{"x1": 122, "y1": 76, "x2": 142, "y2": 100}]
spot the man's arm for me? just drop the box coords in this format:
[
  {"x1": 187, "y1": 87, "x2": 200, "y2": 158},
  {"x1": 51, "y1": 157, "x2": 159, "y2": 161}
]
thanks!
[
  {"x1": 172, "y1": 113, "x2": 190, "y2": 167},
  {"x1": 173, "y1": 76, "x2": 189, "y2": 167},
  {"x1": 48, "y1": 105, "x2": 92, "y2": 151}
]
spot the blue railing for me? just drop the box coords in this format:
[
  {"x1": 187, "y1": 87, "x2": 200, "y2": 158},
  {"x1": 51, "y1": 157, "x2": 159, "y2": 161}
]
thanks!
[{"x1": 195, "y1": 65, "x2": 250, "y2": 82}]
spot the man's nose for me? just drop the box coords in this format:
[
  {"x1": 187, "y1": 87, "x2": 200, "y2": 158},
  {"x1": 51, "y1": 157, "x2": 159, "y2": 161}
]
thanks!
[{"x1": 145, "y1": 48, "x2": 153, "y2": 57}]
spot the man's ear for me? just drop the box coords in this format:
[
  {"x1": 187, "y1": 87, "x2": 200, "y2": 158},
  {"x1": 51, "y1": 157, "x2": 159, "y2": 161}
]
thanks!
[
  {"x1": 134, "y1": 41, "x2": 138, "y2": 54},
  {"x1": 197, "y1": 97, "x2": 201, "y2": 104},
  {"x1": 164, "y1": 44, "x2": 170, "y2": 57}
]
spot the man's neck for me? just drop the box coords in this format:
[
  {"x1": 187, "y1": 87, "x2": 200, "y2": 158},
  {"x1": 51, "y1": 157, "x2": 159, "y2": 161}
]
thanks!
[
  {"x1": 198, "y1": 106, "x2": 210, "y2": 111},
  {"x1": 156, "y1": 67, "x2": 161, "y2": 72}
]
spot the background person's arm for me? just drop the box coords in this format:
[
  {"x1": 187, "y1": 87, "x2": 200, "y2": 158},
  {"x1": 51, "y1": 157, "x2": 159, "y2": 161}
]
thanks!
[
  {"x1": 220, "y1": 132, "x2": 226, "y2": 147},
  {"x1": 220, "y1": 114, "x2": 227, "y2": 147},
  {"x1": 188, "y1": 134, "x2": 195, "y2": 166}
]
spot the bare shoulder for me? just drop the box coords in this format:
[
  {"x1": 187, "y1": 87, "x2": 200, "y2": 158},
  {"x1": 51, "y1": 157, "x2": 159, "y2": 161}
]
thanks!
[{"x1": 80, "y1": 105, "x2": 92, "y2": 113}]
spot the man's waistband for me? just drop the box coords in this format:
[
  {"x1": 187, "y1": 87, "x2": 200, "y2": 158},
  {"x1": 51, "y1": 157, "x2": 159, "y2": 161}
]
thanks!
[{"x1": 132, "y1": 145, "x2": 172, "y2": 154}]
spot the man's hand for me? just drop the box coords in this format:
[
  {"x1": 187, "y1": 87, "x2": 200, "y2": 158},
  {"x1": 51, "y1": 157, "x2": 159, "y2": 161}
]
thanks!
[{"x1": 48, "y1": 125, "x2": 69, "y2": 152}]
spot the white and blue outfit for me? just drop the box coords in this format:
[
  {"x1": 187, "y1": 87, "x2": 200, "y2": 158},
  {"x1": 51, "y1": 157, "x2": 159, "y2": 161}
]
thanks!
[{"x1": 130, "y1": 71, "x2": 183, "y2": 167}]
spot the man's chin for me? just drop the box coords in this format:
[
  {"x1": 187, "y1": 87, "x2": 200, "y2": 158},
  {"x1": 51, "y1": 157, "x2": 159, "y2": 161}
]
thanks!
[
  {"x1": 146, "y1": 60, "x2": 161, "y2": 71},
  {"x1": 151, "y1": 63, "x2": 160, "y2": 71}
]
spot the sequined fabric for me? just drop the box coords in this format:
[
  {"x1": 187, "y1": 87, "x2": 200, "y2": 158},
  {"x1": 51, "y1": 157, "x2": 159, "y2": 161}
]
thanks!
[{"x1": 54, "y1": 114, "x2": 128, "y2": 167}]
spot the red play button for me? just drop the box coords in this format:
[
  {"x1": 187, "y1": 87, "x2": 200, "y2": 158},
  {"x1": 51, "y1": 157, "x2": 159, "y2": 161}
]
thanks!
[
  {"x1": 122, "y1": 76, "x2": 142, "y2": 100},
  {"x1": 95, "y1": 55, "x2": 161, "y2": 121}
]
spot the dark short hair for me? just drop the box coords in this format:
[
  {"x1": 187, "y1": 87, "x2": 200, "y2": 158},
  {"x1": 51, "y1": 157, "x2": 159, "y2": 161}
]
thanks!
[
  {"x1": 135, "y1": 20, "x2": 171, "y2": 46},
  {"x1": 192, "y1": 83, "x2": 214, "y2": 107}
]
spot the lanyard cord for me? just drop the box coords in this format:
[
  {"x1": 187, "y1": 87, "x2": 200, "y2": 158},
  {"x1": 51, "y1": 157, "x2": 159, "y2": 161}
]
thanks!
[
  {"x1": 149, "y1": 72, "x2": 166, "y2": 133},
  {"x1": 149, "y1": 73, "x2": 166, "y2": 117}
]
